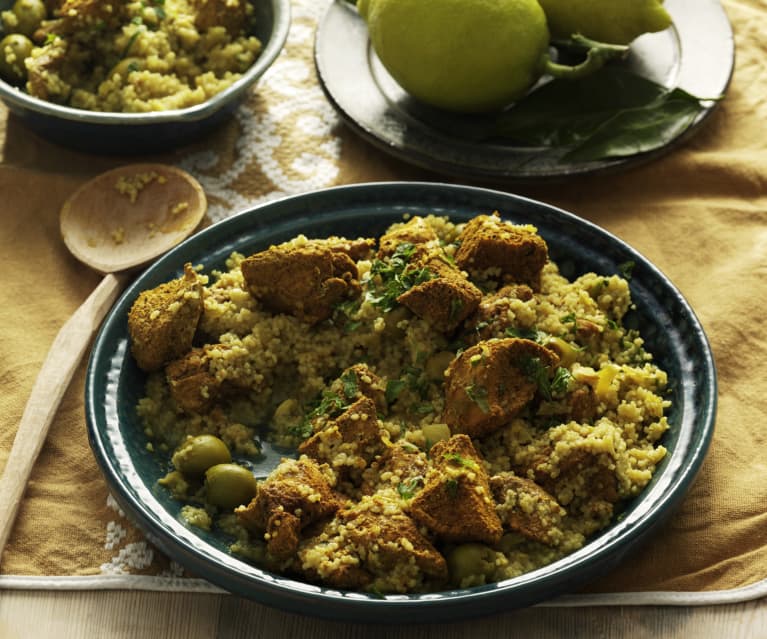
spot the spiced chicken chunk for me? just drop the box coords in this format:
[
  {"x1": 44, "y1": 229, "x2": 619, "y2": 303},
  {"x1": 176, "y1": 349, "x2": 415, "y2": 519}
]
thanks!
[
  {"x1": 128, "y1": 263, "x2": 204, "y2": 372},
  {"x1": 410, "y1": 435, "x2": 503, "y2": 545},
  {"x1": 454, "y1": 213, "x2": 548, "y2": 290},
  {"x1": 241, "y1": 243, "x2": 361, "y2": 325},
  {"x1": 443, "y1": 338, "x2": 560, "y2": 438},
  {"x1": 235, "y1": 456, "x2": 341, "y2": 560}
]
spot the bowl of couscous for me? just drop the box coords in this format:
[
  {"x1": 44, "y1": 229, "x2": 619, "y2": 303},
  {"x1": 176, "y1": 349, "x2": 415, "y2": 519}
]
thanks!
[
  {"x1": 85, "y1": 182, "x2": 717, "y2": 623},
  {"x1": 0, "y1": 0, "x2": 290, "y2": 153}
]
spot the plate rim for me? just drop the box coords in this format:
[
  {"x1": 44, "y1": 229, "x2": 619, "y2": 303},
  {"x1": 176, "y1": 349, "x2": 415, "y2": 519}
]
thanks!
[{"x1": 86, "y1": 181, "x2": 718, "y2": 623}]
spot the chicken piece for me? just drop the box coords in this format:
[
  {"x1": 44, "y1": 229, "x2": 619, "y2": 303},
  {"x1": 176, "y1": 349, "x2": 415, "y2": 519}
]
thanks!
[
  {"x1": 360, "y1": 442, "x2": 429, "y2": 496},
  {"x1": 299, "y1": 494, "x2": 447, "y2": 591},
  {"x1": 567, "y1": 385, "x2": 598, "y2": 422},
  {"x1": 165, "y1": 346, "x2": 219, "y2": 413},
  {"x1": 299, "y1": 396, "x2": 385, "y2": 473},
  {"x1": 551, "y1": 447, "x2": 619, "y2": 504},
  {"x1": 24, "y1": 39, "x2": 70, "y2": 102},
  {"x1": 443, "y1": 338, "x2": 560, "y2": 438},
  {"x1": 518, "y1": 440, "x2": 620, "y2": 519},
  {"x1": 454, "y1": 213, "x2": 548, "y2": 290},
  {"x1": 490, "y1": 472, "x2": 566, "y2": 546},
  {"x1": 235, "y1": 456, "x2": 341, "y2": 560},
  {"x1": 128, "y1": 263, "x2": 204, "y2": 372},
  {"x1": 463, "y1": 284, "x2": 535, "y2": 344},
  {"x1": 396, "y1": 253, "x2": 482, "y2": 333},
  {"x1": 339, "y1": 506, "x2": 448, "y2": 581},
  {"x1": 40, "y1": 0, "x2": 125, "y2": 35},
  {"x1": 192, "y1": 0, "x2": 250, "y2": 35},
  {"x1": 409, "y1": 435, "x2": 502, "y2": 545},
  {"x1": 164, "y1": 343, "x2": 252, "y2": 413},
  {"x1": 314, "y1": 236, "x2": 376, "y2": 261},
  {"x1": 377, "y1": 216, "x2": 438, "y2": 258},
  {"x1": 326, "y1": 363, "x2": 387, "y2": 414},
  {"x1": 241, "y1": 244, "x2": 361, "y2": 325}
]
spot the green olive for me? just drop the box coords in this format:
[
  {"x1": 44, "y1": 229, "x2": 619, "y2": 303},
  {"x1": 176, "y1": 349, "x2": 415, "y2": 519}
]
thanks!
[
  {"x1": 272, "y1": 398, "x2": 303, "y2": 430},
  {"x1": 9, "y1": 0, "x2": 46, "y2": 37},
  {"x1": 204, "y1": 463, "x2": 259, "y2": 510},
  {"x1": 446, "y1": 543, "x2": 497, "y2": 586},
  {"x1": 172, "y1": 434, "x2": 231, "y2": 476},
  {"x1": 0, "y1": 33, "x2": 33, "y2": 85}
]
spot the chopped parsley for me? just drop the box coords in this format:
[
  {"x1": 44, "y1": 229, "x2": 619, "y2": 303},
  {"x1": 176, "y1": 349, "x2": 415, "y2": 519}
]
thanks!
[
  {"x1": 520, "y1": 357, "x2": 572, "y2": 401},
  {"x1": 448, "y1": 297, "x2": 464, "y2": 323},
  {"x1": 340, "y1": 370, "x2": 359, "y2": 401},
  {"x1": 385, "y1": 379, "x2": 407, "y2": 404},
  {"x1": 444, "y1": 478, "x2": 460, "y2": 497},
  {"x1": 442, "y1": 452, "x2": 478, "y2": 470},
  {"x1": 366, "y1": 242, "x2": 434, "y2": 312},
  {"x1": 386, "y1": 365, "x2": 430, "y2": 406},
  {"x1": 308, "y1": 389, "x2": 349, "y2": 421},
  {"x1": 414, "y1": 402, "x2": 435, "y2": 415},
  {"x1": 288, "y1": 420, "x2": 313, "y2": 440},
  {"x1": 465, "y1": 384, "x2": 490, "y2": 413},
  {"x1": 618, "y1": 260, "x2": 636, "y2": 280},
  {"x1": 505, "y1": 326, "x2": 540, "y2": 341},
  {"x1": 397, "y1": 476, "x2": 423, "y2": 500}
]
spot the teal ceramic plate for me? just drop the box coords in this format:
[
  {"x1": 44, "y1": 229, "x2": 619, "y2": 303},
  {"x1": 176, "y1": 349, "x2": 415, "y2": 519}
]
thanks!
[
  {"x1": 314, "y1": 0, "x2": 734, "y2": 181},
  {"x1": 86, "y1": 182, "x2": 716, "y2": 623}
]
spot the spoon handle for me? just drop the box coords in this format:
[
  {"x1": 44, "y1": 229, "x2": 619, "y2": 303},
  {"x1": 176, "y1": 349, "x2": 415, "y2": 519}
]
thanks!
[{"x1": 0, "y1": 272, "x2": 127, "y2": 563}]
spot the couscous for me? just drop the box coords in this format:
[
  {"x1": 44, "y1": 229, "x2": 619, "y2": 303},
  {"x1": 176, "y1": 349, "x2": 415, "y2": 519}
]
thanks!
[
  {"x1": 128, "y1": 212, "x2": 670, "y2": 593},
  {"x1": 0, "y1": 0, "x2": 262, "y2": 112}
]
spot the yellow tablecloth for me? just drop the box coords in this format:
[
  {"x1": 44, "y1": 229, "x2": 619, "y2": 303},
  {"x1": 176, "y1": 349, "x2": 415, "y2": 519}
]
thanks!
[{"x1": 1, "y1": 0, "x2": 765, "y2": 599}]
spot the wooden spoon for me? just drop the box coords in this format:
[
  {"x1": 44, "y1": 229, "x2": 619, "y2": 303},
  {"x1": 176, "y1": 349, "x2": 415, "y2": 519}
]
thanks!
[{"x1": 0, "y1": 163, "x2": 206, "y2": 562}]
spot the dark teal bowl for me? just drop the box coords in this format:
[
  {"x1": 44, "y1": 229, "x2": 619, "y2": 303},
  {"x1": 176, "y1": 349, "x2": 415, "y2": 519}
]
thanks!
[
  {"x1": 86, "y1": 182, "x2": 717, "y2": 623},
  {"x1": 0, "y1": 0, "x2": 290, "y2": 154}
]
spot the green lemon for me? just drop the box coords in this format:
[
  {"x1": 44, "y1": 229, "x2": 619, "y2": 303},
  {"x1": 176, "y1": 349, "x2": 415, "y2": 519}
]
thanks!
[
  {"x1": 359, "y1": 0, "x2": 551, "y2": 113},
  {"x1": 538, "y1": 0, "x2": 672, "y2": 45}
]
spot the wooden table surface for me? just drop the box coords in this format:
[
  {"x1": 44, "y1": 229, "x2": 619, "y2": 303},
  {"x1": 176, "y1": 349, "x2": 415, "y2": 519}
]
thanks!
[{"x1": 1, "y1": 590, "x2": 766, "y2": 637}]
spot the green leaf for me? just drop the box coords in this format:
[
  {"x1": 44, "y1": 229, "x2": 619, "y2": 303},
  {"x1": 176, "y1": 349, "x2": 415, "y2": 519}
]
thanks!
[
  {"x1": 564, "y1": 92, "x2": 703, "y2": 161},
  {"x1": 492, "y1": 67, "x2": 669, "y2": 147},
  {"x1": 485, "y1": 67, "x2": 716, "y2": 162},
  {"x1": 385, "y1": 379, "x2": 407, "y2": 404}
]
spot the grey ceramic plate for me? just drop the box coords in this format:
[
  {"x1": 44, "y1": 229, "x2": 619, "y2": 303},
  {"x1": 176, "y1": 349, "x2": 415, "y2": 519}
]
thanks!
[
  {"x1": 86, "y1": 182, "x2": 716, "y2": 623},
  {"x1": 314, "y1": 0, "x2": 734, "y2": 181}
]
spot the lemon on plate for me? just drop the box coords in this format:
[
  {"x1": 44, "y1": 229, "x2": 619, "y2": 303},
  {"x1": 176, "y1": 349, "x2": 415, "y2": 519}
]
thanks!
[
  {"x1": 538, "y1": 0, "x2": 672, "y2": 45},
  {"x1": 357, "y1": 0, "x2": 629, "y2": 114},
  {"x1": 358, "y1": 0, "x2": 551, "y2": 113}
]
